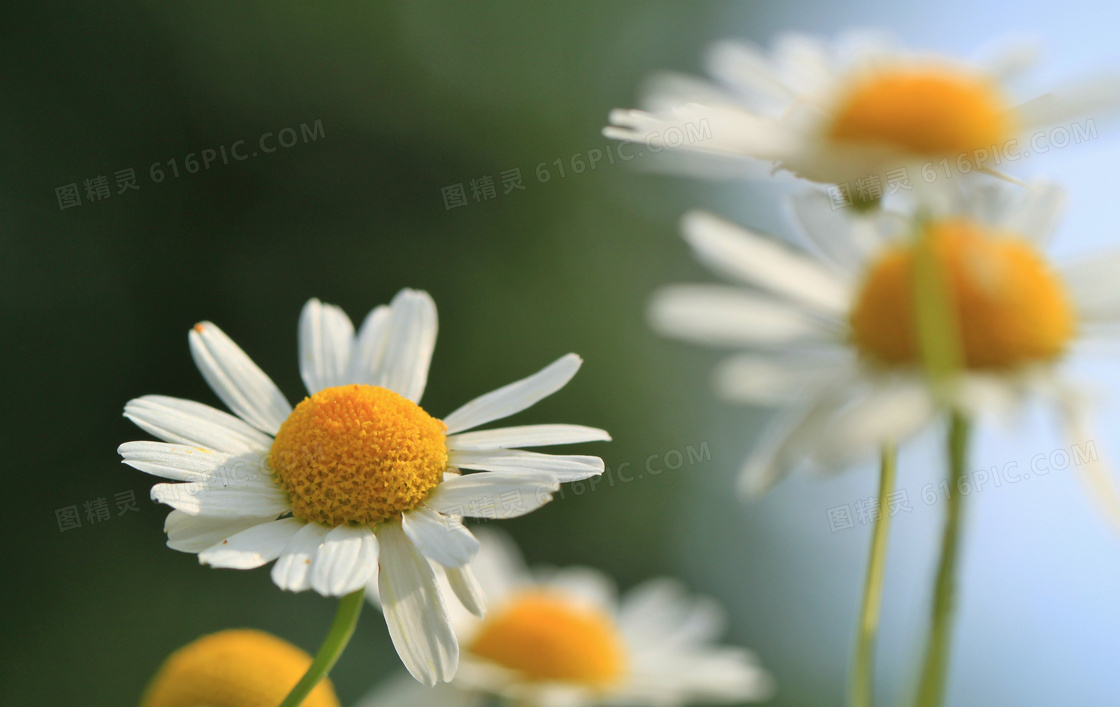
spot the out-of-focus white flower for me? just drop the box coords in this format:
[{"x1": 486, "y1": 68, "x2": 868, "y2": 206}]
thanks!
[
  {"x1": 358, "y1": 529, "x2": 774, "y2": 707},
  {"x1": 605, "y1": 32, "x2": 1120, "y2": 186},
  {"x1": 650, "y1": 182, "x2": 1120, "y2": 501},
  {"x1": 119, "y1": 290, "x2": 609, "y2": 686}
]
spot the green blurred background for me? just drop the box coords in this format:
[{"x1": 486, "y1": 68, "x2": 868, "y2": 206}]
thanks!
[{"x1": 8, "y1": 2, "x2": 1120, "y2": 706}]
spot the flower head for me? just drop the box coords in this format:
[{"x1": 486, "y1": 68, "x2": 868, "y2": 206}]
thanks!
[
  {"x1": 605, "y1": 32, "x2": 1120, "y2": 186},
  {"x1": 140, "y1": 629, "x2": 339, "y2": 707},
  {"x1": 119, "y1": 290, "x2": 610, "y2": 685},
  {"x1": 649, "y1": 183, "x2": 1119, "y2": 496},
  {"x1": 358, "y1": 530, "x2": 774, "y2": 707}
]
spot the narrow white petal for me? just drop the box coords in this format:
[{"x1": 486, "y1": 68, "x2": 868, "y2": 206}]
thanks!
[
  {"x1": 649, "y1": 285, "x2": 829, "y2": 347},
  {"x1": 199, "y1": 517, "x2": 304, "y2": 569},
  {"x1": 999, "y1": 181, "x2": 1066, "y2": 246},
  {"x1": 151, "y1": 475, "x2": 289, "y2": 518},
  {"x1": 790, "y1": 189, "x2": 898, "y2": 271},
  {"x1": 681, "y1": 210, "x2": 850, "y2": 314},
  {"x1": 442, "y1": 354, "x2": 583, "y2": 435},
  {"x1": 446, "y1": 424, "x2": 611, "y2": 451},
  {"x1": 377, "y1": 522, "x2": 458, "y2": 686},
  {"x1": 401, "y1": 507, "x2": 479, "y2": 568},
  {"x1": 425, "y1": 472, "x2": 559, "y2": 519},
  {"x1": 119, "y1": 441, "x2": 237, "y2": 482},
  {"x1": 188, "y1": 322, "x2": 292, "y2": 434},
  {"x1": 449, "y1": 449, "x2": 604, "y2": 483},
  {"x1": 124, "y1": 395, "x2": 273, "y2": 455},
  {"x1": 350, "y1": 305, "x2": 392, "y2": 385},
  {"x1": 814, "y1": 381, "x2": 936, "y2": 462},
  {"x1": 299, "y1": 298, "x2": 355, "y2": 394},
  {"x1": 163, "y1": 511, "x2": 263, "y2": 553},
  {"x1": 712, "y1": 354, "x2": 849, "y2": 405},
  {"x1": 373, "y1": 289, "x2": 438, "y2": 403},
  {"x1": 445, "y1": 564, "x2": 486, "y2": 618},
  {"x1": 271, "y1": 522, "x2": 331, "y2": 592},
  {"x1": 310, "y1": 525, "x2": 379, "y2": 596}
]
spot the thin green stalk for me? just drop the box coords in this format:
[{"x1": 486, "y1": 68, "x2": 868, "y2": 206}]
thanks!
[
  {"x1": 279, "y1": 588, "x2": 365, "y2": 707},
  {"x1": 850, "y1": 442, "x2": 898, "y2": 707},
  {"x1": 915, "y1": 414, "x2": 971, "y2": 707}
]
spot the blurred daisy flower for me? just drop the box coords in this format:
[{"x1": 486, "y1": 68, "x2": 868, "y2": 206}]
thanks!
[
  {"x1": 140, "y1": 629, "x2": 339, "y2": 707},
  {"x1": 604, "y1": 32, "x2": 1119, "y2": 187},
  {"x1": 358, "y1": 530, "x2": 774, "y2": 707},
  {"x1": 649, "y1": 182, "x2": 1120, "y2": 503},
  {"x1": 119, "y1": 289, "x2": 610, "y2": 685}
]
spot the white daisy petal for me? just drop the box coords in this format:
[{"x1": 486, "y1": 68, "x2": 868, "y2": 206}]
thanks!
[
  {"x1": 425, "y1": 472, "x2": 560, "y2": 519},
  {"x1": 118, "y1": 441, "x2": 238, "y2": 482},
  {"x1": 374, "y1": 289, "x2": 438, "y2": 403},
  {"x1": 649, "y1": 285, "x2": 830, "y2": 347},
  {"x1": 124, "y1": 395, "x2": 273, "y2": 456},
  {"x1": 299, "y1": 298, "x2": 355, "y2": 394},
  {"x1": 449, "y1": 449, "x2": 605, "y2": 483},
  {"x1": 1063, "y1": 251, "x2": 1120, "y2": 324},
  {"x1": 445, "y1": 564, "x2": 486, "y2": 618},
  {"x1": 681, "y1": 210, "x2": 850, "y2": 314},
  {"x1": 442, "y1": 354, "x2": 583, "y2": 435},
  {"x1": 712, "y1": 354, "x2": 851, "y2": 405},
  {"x1": 310, "y1": 524, "x2": 379, "y2": 596},
  {"x1": 445, "y1": 424, "x2": 611, "y2": 451},
  {"x1": 163, "y1": 511, "x2": 264, "y2": 553},
  {"x1": 815, "y1": 380, "x2": 938, "y2": 463},
  {"x1": 188, "y1": 322, "x2": 292, "y2": 434},
  {"x1": 199, "y1": 517, "x2": 304, "y2": 569},
  {"x1": 377, "y1": 521, "x2": 458, "y2": 686},
  {"x1": 350, "y1": 304, "x2": 392, "y2": 385},
  {"x1": 151, "y1": 476, "x2": 290, "y2": 518},
  {"x1": 401, "y1": 506, "x2": 479, "y2": 568},
  {"x1": 999, "y1": 181, "x2": 1066, "y2": 246},
  {"x1": 271, "y1": 522, "x2": 331, "y2": 592}
]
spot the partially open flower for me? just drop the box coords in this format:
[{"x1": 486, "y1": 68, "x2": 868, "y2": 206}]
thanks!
[{"x1": 140, "y1": 629, "x2": 339, "y2": 707}]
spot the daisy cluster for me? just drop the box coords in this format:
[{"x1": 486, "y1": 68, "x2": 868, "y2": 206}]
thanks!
[{"x1": 124, "y1": 28, "x2": 1120, "y2": 707}]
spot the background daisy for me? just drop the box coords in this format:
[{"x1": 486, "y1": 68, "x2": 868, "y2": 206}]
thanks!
[
  {"x1": 119, "y1": 290, "x2": 610, "y2": 686},
  {"x1": 604, "y1": 32, "x2": 1120, "y2": 187},
  {"x1": 357, "y1": 529, "x2": 774, "y2": 707}
]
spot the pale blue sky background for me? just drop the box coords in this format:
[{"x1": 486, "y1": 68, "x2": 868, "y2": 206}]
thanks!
[{"x1": 664, "y1": 2, "x2": 1120, "y2": 705}]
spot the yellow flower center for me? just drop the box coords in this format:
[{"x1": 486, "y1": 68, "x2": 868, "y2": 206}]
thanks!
[
  {"x1": 850, "y1": 219, "x2": 1075, "y2": 370},
  {"x1": 270, "y1": 384, "x2": 447, "y2": 527},
  {"x1": 828, "y1": 68, "x2": 1014, "y2": 156},
  {"x1": 140, "y1": 629, "x2": 340, "y2": 707},
  {"x1": 468, "y1": 591, "x2": 626, "y2": 687}
]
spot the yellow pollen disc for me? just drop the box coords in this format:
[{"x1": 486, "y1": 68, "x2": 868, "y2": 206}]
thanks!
[
  {"x1": 270, "y1": 384, "x2": 447, "y2": 526},
  {"x1": 850, "y1": 219, "x2": 1076, "y2": 370},
  {"x1": 468, "y1": 591, "x2": 627, "y2": 687},
  {"x1": 140, "y1": 629, "x2": 340, "y2": 707},
  {"x1": 828, "y1": 68, "x2": 1013, "y2": 156}
]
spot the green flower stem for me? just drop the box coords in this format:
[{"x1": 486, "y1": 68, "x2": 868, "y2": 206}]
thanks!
[
  {"x1": 915, "y1": 413, "x2": 971, "y2": 707},
  {"x1": 850, "y1": 442, "x2": 898, "y2": 707},
  {"x1": 279, "y1": 588, "x2": 365, "y2": 707}
]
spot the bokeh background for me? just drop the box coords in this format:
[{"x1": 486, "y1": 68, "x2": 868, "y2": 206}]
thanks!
[{"x1": 6, "y1": 2, "x2": 1120, "y2": 705}]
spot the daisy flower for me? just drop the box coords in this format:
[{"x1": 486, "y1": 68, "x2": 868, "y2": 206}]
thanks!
[
  {"x1": 140, "y1": 629, "x2": 340, "y2": 707},
  {"x1": 358, "y1": 529, "x2": 774, "y2": 707},
  {"x1": 649, "y1": 182, "x2": 1119, "y2": 503},
  {"x1": 604, "y1": 32, "x2": 1119, "y2": 187},
  {"x1": 118, "y1": 289, "x2": 610, "y2": 686}
]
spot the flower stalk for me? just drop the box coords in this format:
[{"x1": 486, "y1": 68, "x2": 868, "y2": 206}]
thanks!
[{"x1": 279, "y1": 588, "x2": 365, "y2": 707}]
